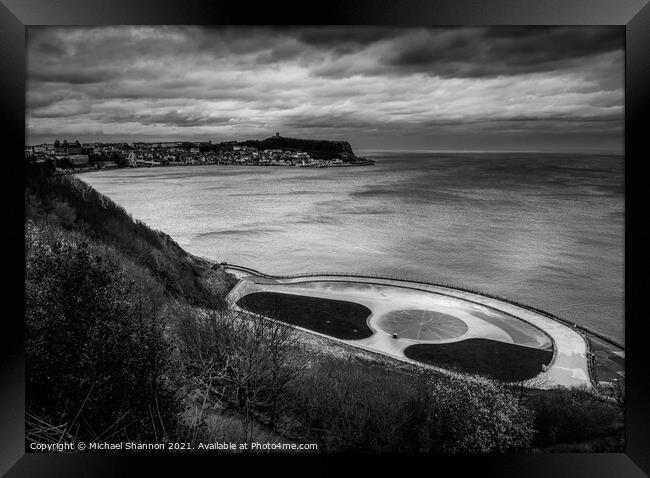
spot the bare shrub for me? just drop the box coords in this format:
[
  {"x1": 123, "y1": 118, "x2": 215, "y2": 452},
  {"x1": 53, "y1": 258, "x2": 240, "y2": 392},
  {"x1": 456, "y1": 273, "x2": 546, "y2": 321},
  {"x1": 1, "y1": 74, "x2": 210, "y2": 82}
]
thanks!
[{"x1": 170, "y1": 304, "x2": 304, "y2": 440}]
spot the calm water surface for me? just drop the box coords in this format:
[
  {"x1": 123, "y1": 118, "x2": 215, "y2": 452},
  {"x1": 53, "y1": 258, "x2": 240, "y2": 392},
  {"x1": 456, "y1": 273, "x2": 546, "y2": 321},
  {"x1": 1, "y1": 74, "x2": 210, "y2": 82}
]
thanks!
[{"x1": 81, "y1": 152, "x2": 624, "y2": 343}]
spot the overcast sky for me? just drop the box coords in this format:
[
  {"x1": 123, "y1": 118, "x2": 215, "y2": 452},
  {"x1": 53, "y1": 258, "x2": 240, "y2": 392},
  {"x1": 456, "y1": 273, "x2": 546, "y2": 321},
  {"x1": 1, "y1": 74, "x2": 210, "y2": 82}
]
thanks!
[{"x1": 26, "y1": 26, "x2": 624, "y2": 152}]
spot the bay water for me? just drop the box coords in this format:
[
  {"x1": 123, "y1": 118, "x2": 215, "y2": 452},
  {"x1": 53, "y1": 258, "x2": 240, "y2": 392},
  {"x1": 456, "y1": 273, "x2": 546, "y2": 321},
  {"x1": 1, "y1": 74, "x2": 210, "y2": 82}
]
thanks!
[{"x1": 81, "y1": 151, "x2": 624, "y2": 343}]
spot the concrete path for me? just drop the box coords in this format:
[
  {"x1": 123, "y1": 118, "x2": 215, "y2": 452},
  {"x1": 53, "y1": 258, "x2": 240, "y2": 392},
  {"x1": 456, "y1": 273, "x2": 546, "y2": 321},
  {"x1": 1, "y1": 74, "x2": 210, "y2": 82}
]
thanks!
[{"x1": 225, "y1": 269, "x2": 593, "y2": 389}]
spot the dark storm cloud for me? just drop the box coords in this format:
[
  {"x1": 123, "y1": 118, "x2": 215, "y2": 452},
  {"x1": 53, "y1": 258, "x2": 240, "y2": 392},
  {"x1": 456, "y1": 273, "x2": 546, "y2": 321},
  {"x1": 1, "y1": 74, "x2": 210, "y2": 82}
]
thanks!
[
  {"x1": 486, "y1": 26, "x2": 623, "y2": 68},
  {"x1": 484, "y1": 26, "x2": 623, "y2": 54},
  {"x1": 107, "y1": 110, "x2": 234, "y2": 128},
  {"x1": 282, "y1": 113, "x2": 381, "y2": 131},
  {"x1": 26, "y1": 26, "x2": 624, "y2": 151},
  {"x1": 30, "y1": 102, "x2": 92, "y2": 118},
  {"x1": 254, "y1": 42, "x2": 305, "y2": 64},
  {"x1": 46, "y1": 101, "x2": 238, "y2": 128},
  {"x1": 30, "y1": 67, "x2": 125, "y2": 84},
  {"x1": 295, "y1": 26, "x2": 401, "y2": 53},
  {"x1": 380, "y1": 27, "x2": 624, "y2": 78}
]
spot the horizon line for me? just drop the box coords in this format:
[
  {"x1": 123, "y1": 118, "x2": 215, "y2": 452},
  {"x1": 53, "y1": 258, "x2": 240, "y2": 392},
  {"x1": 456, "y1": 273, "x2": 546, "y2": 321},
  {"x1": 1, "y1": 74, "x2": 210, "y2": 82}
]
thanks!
[{"x1": 355, "y1": 148, "x2": 624, "y2": 154}]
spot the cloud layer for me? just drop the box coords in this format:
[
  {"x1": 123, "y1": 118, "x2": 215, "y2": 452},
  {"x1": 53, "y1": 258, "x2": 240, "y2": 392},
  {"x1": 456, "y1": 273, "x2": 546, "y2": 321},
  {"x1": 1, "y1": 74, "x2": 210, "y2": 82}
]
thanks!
[{"x1": 26, "y1": 26, "x2": 624, "y2": 151}]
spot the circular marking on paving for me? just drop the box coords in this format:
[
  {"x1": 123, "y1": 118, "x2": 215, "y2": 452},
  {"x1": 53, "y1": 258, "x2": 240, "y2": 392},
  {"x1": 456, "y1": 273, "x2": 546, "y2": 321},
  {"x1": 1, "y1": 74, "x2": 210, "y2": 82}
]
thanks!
[{"x1": 375, "y1": 309, "x2": 468, "y2": 341}]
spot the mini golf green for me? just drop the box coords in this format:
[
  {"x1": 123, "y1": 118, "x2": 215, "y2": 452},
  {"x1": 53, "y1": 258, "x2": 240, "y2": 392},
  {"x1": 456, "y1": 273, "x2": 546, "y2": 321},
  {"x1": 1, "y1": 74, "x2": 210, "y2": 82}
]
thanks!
[{"x1": 237, "y1": 291, "x2": 373, "y2": 340}]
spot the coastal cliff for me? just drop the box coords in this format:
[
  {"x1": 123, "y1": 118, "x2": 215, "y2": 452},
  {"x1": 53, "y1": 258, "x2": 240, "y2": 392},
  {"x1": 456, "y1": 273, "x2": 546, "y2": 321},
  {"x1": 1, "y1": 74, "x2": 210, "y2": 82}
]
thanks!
[{"x1": 237, "y1": 136, "x2": 359, "y2": 161}]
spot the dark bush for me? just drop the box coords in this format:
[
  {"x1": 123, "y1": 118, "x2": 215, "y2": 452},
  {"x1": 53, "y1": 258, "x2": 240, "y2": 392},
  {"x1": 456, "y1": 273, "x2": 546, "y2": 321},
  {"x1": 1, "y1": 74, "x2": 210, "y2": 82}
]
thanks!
[
  {"x1": 25, "y1": 221, "x2": 180, "y2": 443},
  {"x1": 416, "y1": 374, "x2": 535, "y2": 452},
  {"x1": 524, "y1": 386, "x2": 622, "y2": 448},
  {"x1": 284, "y1": 357, "x2": 535, "y2": 452}
]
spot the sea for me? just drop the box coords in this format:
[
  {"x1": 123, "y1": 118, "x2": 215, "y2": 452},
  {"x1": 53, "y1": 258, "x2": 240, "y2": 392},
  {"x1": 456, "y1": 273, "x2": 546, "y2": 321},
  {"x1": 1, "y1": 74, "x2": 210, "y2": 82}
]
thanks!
[{"x1": 80, "y1": 151, "x2": 625, "y2": 344}]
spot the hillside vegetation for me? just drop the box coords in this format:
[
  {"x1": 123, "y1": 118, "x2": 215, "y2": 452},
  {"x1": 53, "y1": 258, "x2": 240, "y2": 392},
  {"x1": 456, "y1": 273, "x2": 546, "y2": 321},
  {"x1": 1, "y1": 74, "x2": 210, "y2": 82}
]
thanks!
[
  {"x1": 25, "y1": 171, "x2": 237, "y2": 443},
  {"x1": 25, "y1": 173, "x2": 236, "y2": 307}
]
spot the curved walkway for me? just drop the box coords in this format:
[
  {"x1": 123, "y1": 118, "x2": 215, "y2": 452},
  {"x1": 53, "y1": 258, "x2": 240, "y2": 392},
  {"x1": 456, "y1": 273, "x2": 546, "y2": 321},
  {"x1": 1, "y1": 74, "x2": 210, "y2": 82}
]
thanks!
[{"x1": 224, "y1": 266, "x2": 593, "y2": 389}]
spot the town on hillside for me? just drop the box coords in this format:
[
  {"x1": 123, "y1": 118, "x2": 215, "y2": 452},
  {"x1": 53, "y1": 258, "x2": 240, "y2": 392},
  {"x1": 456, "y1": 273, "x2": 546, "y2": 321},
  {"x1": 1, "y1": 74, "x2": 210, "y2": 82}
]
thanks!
[{"x1": 25, "y1": 133, "x2": 374, "y2": 174}]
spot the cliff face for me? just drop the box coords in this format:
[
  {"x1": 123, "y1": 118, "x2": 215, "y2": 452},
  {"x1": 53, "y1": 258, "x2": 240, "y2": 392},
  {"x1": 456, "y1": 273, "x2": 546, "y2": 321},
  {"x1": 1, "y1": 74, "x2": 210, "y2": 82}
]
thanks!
[{"x1": 237, "y1": 136, "x2": 358, "y2": 161}]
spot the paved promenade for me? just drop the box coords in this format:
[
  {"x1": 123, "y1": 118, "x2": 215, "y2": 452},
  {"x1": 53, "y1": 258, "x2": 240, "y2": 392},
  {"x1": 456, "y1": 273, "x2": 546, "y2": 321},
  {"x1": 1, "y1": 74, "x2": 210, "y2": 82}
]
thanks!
[{"x1": 225, "y1": 267, "x2": 593, "y2": 389}]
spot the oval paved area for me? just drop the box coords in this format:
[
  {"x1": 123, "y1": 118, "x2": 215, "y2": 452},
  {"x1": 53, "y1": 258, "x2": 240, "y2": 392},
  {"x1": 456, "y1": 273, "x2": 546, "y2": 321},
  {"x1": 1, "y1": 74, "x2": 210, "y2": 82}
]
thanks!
[
  {"x1": 225, "y1": 268, "x2": 592, "y2": 389},
  {"x1": 376, "y1": 309, "x2": 468, "y2": 341}
]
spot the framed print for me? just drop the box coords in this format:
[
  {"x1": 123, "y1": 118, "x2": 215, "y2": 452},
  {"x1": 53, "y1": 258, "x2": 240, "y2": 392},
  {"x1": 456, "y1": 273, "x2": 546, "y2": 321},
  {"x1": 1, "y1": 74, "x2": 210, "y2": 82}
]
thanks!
[{"x1": 2, "y1": 0, "x2": 649, "y2": 475}]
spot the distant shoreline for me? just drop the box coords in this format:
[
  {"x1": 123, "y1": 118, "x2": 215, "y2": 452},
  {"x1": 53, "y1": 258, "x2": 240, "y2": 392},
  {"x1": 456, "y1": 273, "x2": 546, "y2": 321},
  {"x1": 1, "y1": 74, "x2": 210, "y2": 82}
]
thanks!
[{"x1": 64, "y1": 159, "x2": 375, "y2": 176}]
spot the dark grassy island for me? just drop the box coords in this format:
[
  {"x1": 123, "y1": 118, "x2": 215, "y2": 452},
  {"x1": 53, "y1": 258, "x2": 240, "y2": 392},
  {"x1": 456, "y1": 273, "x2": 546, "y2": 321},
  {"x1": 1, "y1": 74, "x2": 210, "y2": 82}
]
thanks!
[
  {"x1": 404, "y1": 339, "x2": 554, "y2": 382},
  {"x1": 236, "y1": 292, "x2": 373, "y2": 340}
]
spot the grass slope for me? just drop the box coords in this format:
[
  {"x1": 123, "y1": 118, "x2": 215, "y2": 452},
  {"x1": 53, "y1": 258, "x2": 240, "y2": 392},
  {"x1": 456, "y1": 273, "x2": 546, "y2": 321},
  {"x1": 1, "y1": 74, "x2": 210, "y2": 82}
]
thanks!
[
  {"x1": 404, "y1": 338, "x2": 553, "y2": 382},
  {"x1": 25, "y1": 172, "x2": 237, "y2": 307},
  {"x1": 237, "y1": 291, "x2": 373, "y2": 340}
]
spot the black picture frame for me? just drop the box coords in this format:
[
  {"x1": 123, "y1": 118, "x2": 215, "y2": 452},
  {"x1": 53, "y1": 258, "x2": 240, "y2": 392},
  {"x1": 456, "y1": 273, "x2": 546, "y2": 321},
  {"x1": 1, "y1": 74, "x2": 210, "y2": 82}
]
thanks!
[{"x1": 2, "y1": 0, "x2": 649, "y2": 476}]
